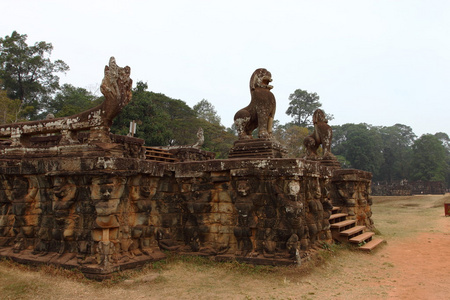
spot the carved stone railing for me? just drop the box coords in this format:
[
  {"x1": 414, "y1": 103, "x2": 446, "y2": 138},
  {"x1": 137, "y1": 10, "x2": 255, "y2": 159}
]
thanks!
[{"x1": 0, "y1": 57, "x2": 132, "y2": 147}]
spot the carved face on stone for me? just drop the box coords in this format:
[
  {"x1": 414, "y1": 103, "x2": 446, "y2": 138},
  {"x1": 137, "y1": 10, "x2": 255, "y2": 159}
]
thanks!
[
  {"x1": 250, "y1": 68, "x2": 273, "y2": 90},
  {"x1": 11, "y1": 177, "x2": 29, "y2": 200},
  {"x1": 237, "y1": 180, "x2": 250, "y2": 197},
  {"x1": 130, "y1": 176, "x2": 158, "y2": 201},
  {"x1": 91, "y1": 176, "x2": 126, "y2": 216},
  {"x1": 306, "y1": 178, "x2": 321, "y2": 200},
  {"x1": 288, "y1": 181, "x2": 300, "y2": 196},
  {"x1": 52, "y1": 177, "x2": 77, "y2": 212},
  {"x1": 139, "y1": 176, "x2": 158, "y2": 199}
]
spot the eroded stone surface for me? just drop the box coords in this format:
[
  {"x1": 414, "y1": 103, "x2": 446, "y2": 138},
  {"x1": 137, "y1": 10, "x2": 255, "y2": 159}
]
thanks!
[
  {"x1": 331, "y1": 169, "x2": 374, "y2": 230},
  {"x1": 234, "y1": 69, "x2": 276, "y2": 140},
  {"x1": 0, "y1": 156, "x2": 343, "y2": 276},
  {"x1": 304, "y1": 109, "x2": 335, "y2": 160}
]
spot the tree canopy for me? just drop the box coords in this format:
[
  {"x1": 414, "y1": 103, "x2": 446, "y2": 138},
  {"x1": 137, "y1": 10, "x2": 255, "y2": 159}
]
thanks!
[
  {"x1": 111, "y1": 81, "x2": 235, "y2": 158},
  {"x1": 410, "y1": 134, "x2": 448, "y2": 181},
  {"x1": 0, "y1": 31, "x2": 69, "y2": 120},
  {"x1": 193, "y1": 99, "x2": 221, "y2": 125},
  {"x1": 377, "y1": 124, "x2": 416, "y2": 182},
  {"x1": 0, "y1": 87, "x2": 22, "y2": 124},
  {"x1": 285, "y1": 89, "x2": 332, "y2": 127},
  {"x1": 332, "y1": 123, "x2": 384, "y2": 176},
  {"x1": 44, "y1": 84, "x2": 101, "y2": 118}
]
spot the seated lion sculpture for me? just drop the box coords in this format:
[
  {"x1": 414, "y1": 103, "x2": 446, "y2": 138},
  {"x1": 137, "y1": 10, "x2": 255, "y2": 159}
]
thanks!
[
  {"x1": 234, "y1": 68, "x2": 276, "y2": 140},
  {"x1": 303, "y1": 109, "x2": 335, "y2": 159}
]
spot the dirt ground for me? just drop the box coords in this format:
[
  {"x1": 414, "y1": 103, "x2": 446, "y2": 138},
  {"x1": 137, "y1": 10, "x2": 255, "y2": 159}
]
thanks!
[
  {"x1": 371, "y1": 194, "x2": 450, "y2": 299},
  {"x1": 0, "y1": 194, "x2": 449, "y2": 299}
]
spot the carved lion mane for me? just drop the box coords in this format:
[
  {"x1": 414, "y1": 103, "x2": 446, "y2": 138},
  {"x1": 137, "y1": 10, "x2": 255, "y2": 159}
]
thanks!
[
  {"x1": 234, "y1": 68, "x2": 276, "y2": 140},
  {"x1": 303, "y1": 109, "x2": 335, "y2": 159}
]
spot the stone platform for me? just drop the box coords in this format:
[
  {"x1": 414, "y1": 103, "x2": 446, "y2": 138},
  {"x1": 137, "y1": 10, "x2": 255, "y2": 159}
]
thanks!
[
  {"x1": 228, "y1": 138, "x2": 287, "y2": 159},
  {"x1": 0, "y1": 247, "x2": 166, "y2": 280}
]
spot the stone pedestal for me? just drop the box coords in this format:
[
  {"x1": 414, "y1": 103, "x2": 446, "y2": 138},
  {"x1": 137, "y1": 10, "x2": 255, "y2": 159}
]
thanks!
[
  {"x1": 228, "y1": 138, "x2": 287, "y2": 159},
  {"x1": 307, "y1": 157, "x2": 341, "y2": 169}
]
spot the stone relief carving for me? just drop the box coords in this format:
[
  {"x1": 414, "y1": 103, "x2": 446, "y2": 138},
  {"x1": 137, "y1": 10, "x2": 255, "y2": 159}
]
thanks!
[
  {"x1": 0, "y1": 176, "x2": 14, "y2": 240},
  {"x1": 129, "y1": 175, "x2": 160, "y2": 255},
  {"x1": 51, "y1": 176, "x2": 78, "y2": 254},
  {"x1": 90, "y1": 175, "x2": 126, "y2": 266},
  {"x1": 11, "y1": 176, "x2": 40, "y2": 253}
]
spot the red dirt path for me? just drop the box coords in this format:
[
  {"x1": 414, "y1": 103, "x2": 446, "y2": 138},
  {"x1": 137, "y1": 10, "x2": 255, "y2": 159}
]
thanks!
[{"x1": 386, "y1": 217, "x2": 450, "y2": 299}]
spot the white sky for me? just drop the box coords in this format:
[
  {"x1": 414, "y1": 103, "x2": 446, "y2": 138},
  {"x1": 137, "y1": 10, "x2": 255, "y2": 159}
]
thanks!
[{"x1": 2, "y1": 0, "x2": 449, "y2": 137}]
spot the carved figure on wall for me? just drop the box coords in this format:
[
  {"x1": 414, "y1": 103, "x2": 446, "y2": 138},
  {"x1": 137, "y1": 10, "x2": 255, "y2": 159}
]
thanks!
[
  {"x1": 305, "y1": 178, "x2": 325, "y2": 244},
  {"x1": 274, "y1": 179, "x2": 306, "y2": 255},
  {"x1": 233, "y1": 180, "x2": 254, "y2": 256},
  {"x1": 51, "y1": 176, "x2": 78, "y2": 254},
  {"x1": 303, "y1": 109, "x2": 335, "y2": 159},
  {"x1": 129, "y1": 175, "x2": 159, "y2": 255},
  {"x1": 11, "y1": 176, "x2": 40, "y2": 252},
  {"x1": 335, "y1": 181, "x2": 356, "y2": 216},
  {"x1": 234, "y1": 68, "x2": 276, "y2": 140},
  {"x1": 90, "y1": 175, "x2": 126, "y2": 264},
  {"x1": 0, "y1": 177, "x2": 14, "y2": 239}
]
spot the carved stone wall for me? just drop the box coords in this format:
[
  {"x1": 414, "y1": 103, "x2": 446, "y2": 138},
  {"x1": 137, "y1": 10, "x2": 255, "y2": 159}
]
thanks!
[
  {"x1": 165, "y1": 159, "x2": 334, "y2": 263},
  {"x1": 0, "y1": 155, "x2": 339, "y2": 277},
  {"x1": 330, "y1": 169, "x2": 374, "y2": 230},
  {"x1": 372, "y1": 180, "x2": 446, "y2": 196}
]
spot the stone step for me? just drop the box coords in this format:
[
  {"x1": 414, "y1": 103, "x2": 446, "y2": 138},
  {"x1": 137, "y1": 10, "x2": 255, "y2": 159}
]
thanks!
[
  {"x1": 331, "y1": 207, "x2": 340, "y2": 214},
  {"x1": 329, "y1": 213, "x2": 348, "y2": 224},
  {"x1": 358, "y1": 238, "x2": 385, "y2": 252},
  {"x1": 330, "y1": 219, "x2": 356, "y2": 230},
  {"x1": 340, "y1": 225, "x2": 366, "y2": 238},
  {"x1": 349, "y1": 231, "x2": 375, "y2": 244}
]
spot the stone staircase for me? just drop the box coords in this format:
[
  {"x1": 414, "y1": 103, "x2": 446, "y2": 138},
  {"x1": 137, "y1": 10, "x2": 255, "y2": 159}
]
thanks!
[{"x1": 329, "y1": 207, "x2": 385, "y2": 251}]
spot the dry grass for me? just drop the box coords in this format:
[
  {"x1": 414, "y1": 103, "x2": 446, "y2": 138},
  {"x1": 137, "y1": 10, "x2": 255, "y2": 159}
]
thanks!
[{"x1": 1, "y1": 194, "x2": 448, "y2": 299}]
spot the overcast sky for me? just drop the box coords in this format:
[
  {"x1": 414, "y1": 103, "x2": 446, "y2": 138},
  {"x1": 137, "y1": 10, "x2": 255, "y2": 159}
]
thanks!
[{"x1": 2, "y1": 0, "x2": 449, "y2": 137}]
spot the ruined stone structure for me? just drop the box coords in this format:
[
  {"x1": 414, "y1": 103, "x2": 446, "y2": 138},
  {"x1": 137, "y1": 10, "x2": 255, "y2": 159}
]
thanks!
[
  {"x1": 331, "y1": 169, "x2": 374, "y2": 230},
  {"x1": 372, "y1": 180, "x2": 446, "y2": 196},
  {"x1": 0, "y1": 62, "x2": 379, "y2": 279}
]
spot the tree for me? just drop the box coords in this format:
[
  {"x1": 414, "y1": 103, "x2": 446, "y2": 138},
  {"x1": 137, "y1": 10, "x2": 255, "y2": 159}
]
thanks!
[
  {"x1": 378, "y1": 124, "x2": 416, "y2": 182},
  {"x1": 0, "y1": 88, "x2": 22, "y2": 124},
  {"x1": 332, "y1": 123, "x2": 384, "y2": 176},
  {"x1": 411, "y1": 134, "x2": 447, "y2": 181},
  {"x1": 111, "y1": 81, "x2": 173, "y2": 146},
  {"x1": 273, "y1": 123, "x2": 309, "y2": 158},
  {"x1": 0, "y1": 31, "x2": 69, "y2": 120},
  {"x1": 193, "y1": 99, "x2": 221, "y2": 125},
  {"x1": 112, "y1": 81, "x2": 235, "y2": 158},
  {"x1": 434, "y1": 132, "x2": 450, "y2": 187},
  {"x1": 197, "y1": 118, "x2": 236, "y2": 159},
  {"x1": 285, "y1": 89, "x2": 332, "y2": 127},
  {"x1": 153, "y1": 93, "x2": 199, "y2": 146},
  {"x1": 434, "y1": 132, "x2": 450, "y2": 152},
  {"x1": 43, "y1": 84, "x2": 101, "y2": 118}
]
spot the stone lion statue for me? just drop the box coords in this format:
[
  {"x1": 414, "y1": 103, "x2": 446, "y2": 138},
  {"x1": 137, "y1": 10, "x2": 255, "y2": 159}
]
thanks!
[
  {"x1": 303, "y1": 109, "x2": 335, "y2": 159},
  {"x1": 234, "y1": 68, "x2": 276, "y2": 140}
]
